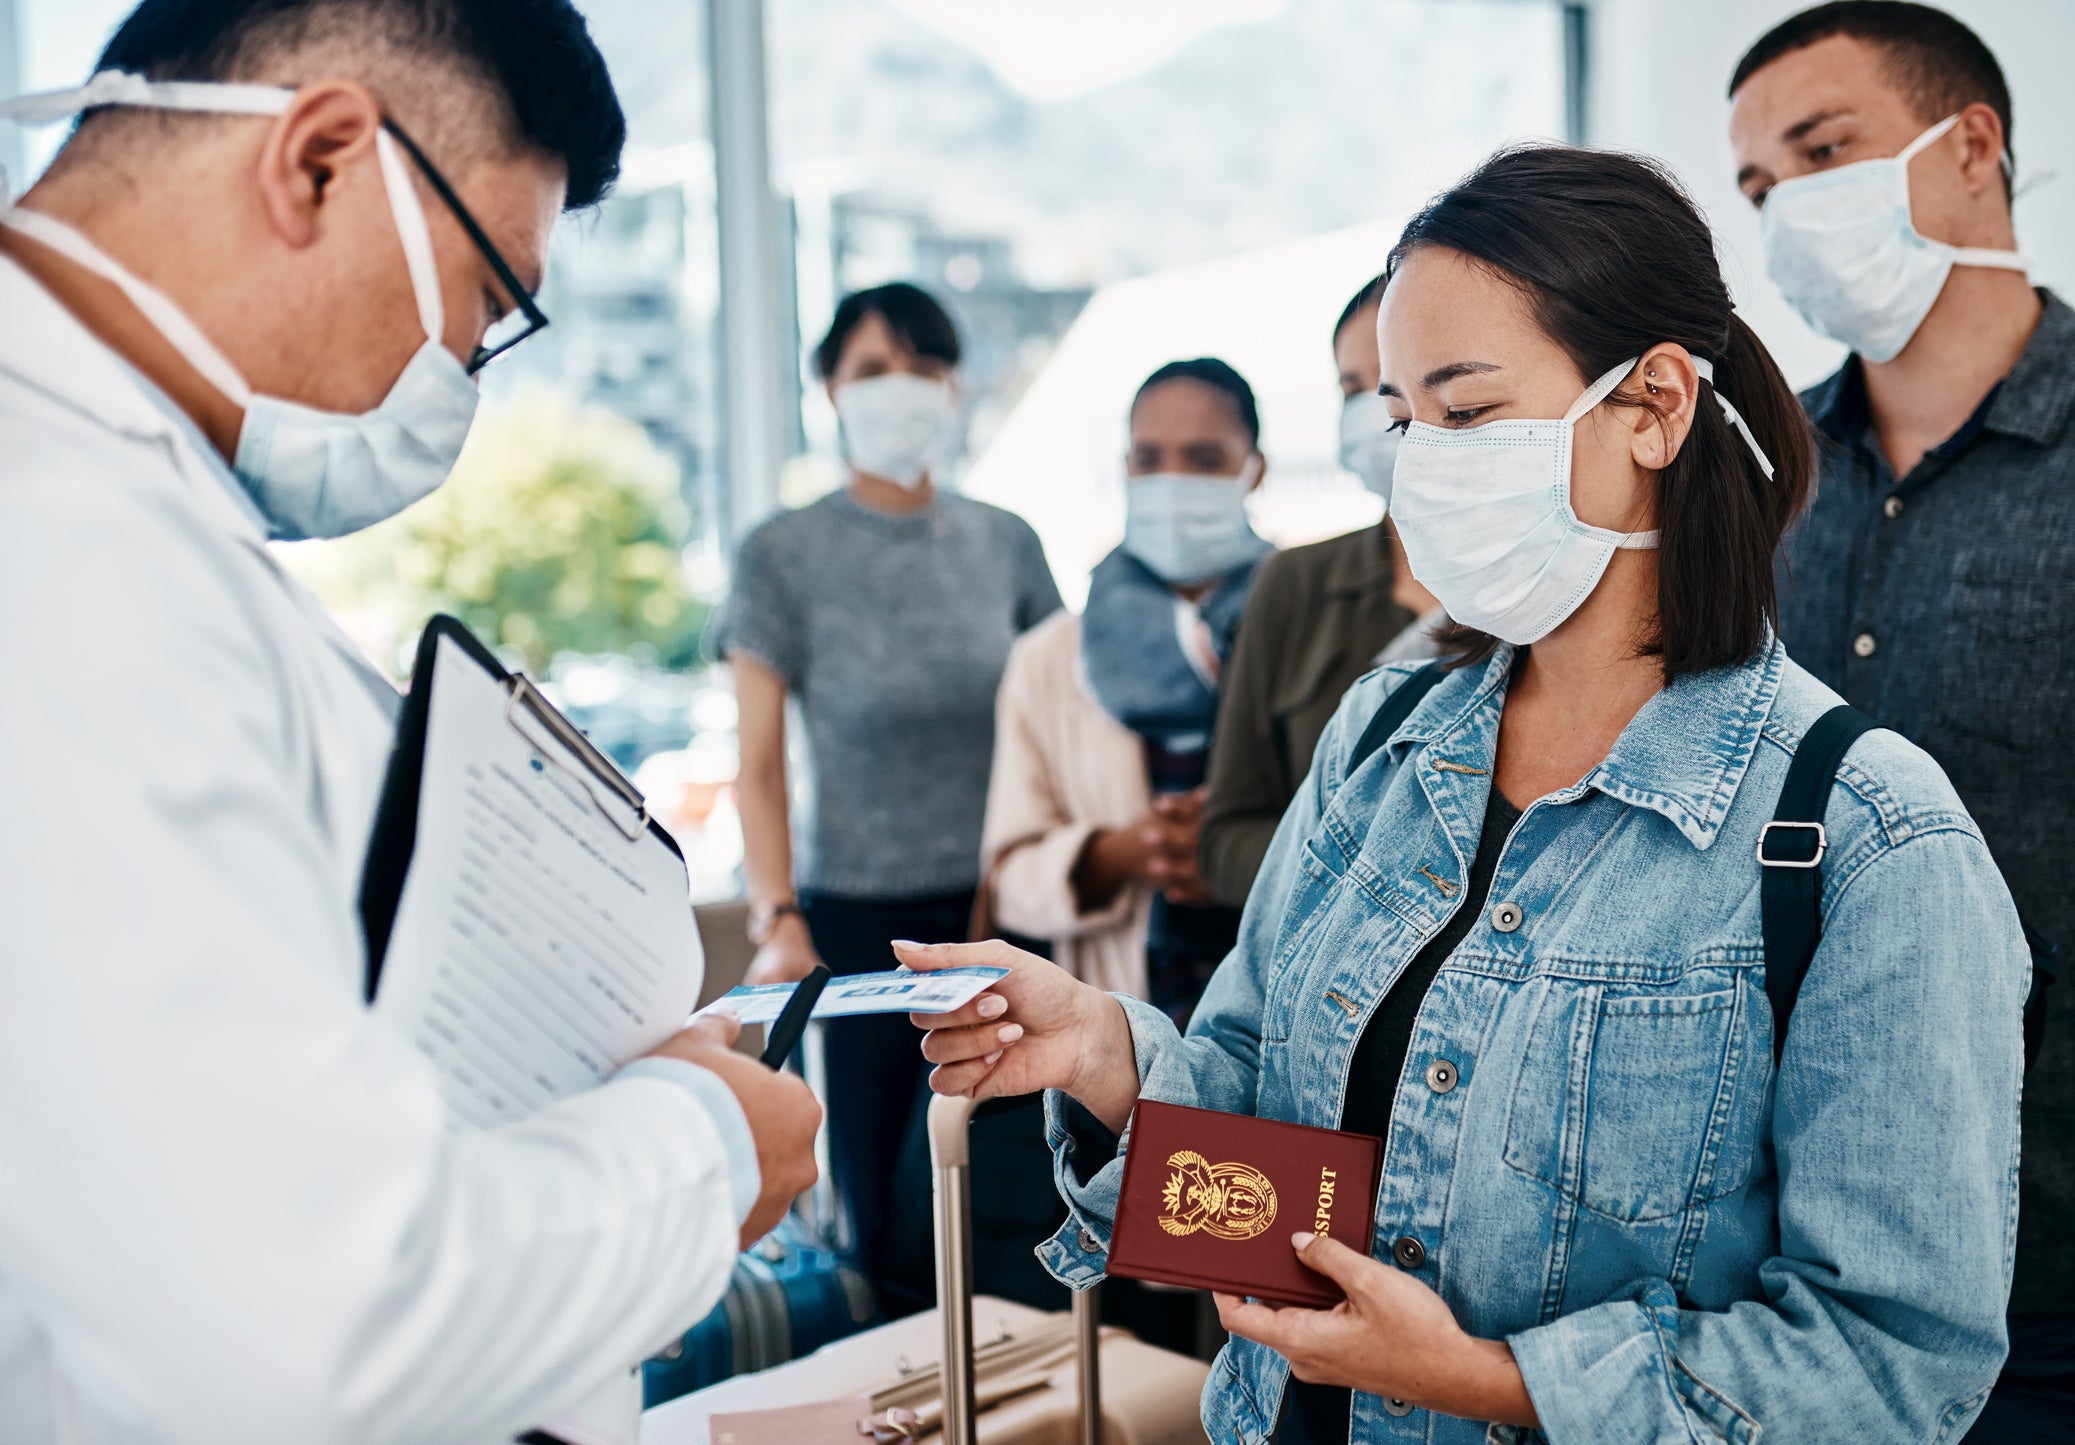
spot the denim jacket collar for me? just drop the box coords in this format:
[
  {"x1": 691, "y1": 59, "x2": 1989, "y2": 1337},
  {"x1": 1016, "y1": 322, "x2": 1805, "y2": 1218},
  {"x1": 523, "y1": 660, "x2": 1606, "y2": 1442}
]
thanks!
[{"x1": 1388, "y1": 637, "x2": 1784, "y2": 851}]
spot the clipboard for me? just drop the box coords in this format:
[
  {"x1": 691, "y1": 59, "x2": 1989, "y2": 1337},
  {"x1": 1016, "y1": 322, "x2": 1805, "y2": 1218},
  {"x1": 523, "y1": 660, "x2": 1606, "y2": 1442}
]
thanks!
[
  {"x1": 359, "y1": 614, "x2": 686, "y2": 1000},
  {"x1": 357, "y1": 614, "x2": 705, "y2": 1131}
]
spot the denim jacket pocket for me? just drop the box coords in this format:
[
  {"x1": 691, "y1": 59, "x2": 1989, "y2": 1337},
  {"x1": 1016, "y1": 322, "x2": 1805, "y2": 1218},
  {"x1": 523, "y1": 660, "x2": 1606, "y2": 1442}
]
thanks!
[
  {"x1": 1261, "y1": 841, "x2": 1346, "y2": 1043},
  {"x1": 1503, "y1": 974, "x2": 1754, "y2": 1224}
]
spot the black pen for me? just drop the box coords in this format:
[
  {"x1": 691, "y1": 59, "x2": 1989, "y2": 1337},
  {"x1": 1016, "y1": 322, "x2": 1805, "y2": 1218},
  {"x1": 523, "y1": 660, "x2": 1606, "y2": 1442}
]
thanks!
[{"x1": 759, "y1": 964, "x2": 832, "y2": 1068}]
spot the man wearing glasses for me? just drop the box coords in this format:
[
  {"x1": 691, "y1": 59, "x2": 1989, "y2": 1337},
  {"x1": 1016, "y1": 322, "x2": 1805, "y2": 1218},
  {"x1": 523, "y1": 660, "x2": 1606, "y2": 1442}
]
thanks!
[{"x1": 0, "y1": 2, "x2": 819, "y2": 1440}]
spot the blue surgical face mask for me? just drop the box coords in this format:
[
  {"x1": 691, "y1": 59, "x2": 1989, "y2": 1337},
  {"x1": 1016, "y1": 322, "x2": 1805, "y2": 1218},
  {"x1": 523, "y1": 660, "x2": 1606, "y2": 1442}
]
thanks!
[
  {"x1": 1390, "y1": 355, "x2": 1774, "y2": 645},
  {"x1": 1760, "y1": 114, "x2": 2029, "y2": 363},
  {"x1": 1122, "y1": 458, "x2": 1267, "y2": 584},
  {"x1": 1338, "y1": 391, "x2": 1401, "y2": 509},
  {"x1": 0, "y1": 71, "x2": 480, "y2": 539},
  {"x1": 834, "y1": 372, "x2": 957, "y2": 489}
]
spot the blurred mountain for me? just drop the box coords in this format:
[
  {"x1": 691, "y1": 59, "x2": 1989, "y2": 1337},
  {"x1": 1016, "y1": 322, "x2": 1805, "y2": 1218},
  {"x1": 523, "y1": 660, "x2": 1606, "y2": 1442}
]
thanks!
[
  {"x1": 765, "y1": 0, "x2": 1563, "y2": 281},
  {"x1": 583, "y1": 0, "x2": 1564, "y2": 285}
]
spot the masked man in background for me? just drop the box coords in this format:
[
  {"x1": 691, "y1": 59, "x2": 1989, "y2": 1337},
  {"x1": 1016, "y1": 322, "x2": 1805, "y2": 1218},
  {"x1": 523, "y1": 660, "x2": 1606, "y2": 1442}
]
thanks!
[
  {"x1": 1731, "y1": 5, "x2": 2073, "y2": 1435},
  {"x1": 0, "y1": 2, "x2": 818, "y2": 1440}
]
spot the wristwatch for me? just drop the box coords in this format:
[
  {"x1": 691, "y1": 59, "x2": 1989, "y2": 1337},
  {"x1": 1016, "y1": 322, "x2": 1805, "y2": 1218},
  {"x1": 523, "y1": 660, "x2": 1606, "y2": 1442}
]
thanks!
[{"x1": 747, "y1": 899, "x2": 806, "y2": 946}]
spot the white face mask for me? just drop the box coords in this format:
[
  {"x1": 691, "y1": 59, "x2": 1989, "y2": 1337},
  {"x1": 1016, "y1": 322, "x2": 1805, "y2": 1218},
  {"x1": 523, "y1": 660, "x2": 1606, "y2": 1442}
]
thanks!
[
  {"x1": 0, "y1": 71, "x2": 480, "y2": 540},
  {"x1": 1122, "y1": 459, "x2": 1264, "y2": 585},
  {"x1": 833, "y1": 372, "x2": 957, "y2": 489},
  {"x1": 1338, "y1": 391, "x2": 1401, "y2": 509},
  {"x1": 1389, "y1": 359, "x2": 1653, "y2": 645},
  {"x1": 1391, "y1": 356, "x2": 1775, "y2": 645},
  {"x1": 1761, "y1": 114, "x2": 2028, "y2": 363}
]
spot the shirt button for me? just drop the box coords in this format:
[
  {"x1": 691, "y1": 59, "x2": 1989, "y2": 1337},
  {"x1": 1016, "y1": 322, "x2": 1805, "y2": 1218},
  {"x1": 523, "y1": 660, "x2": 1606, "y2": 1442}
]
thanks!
[
  {"x1": 1491, "y1": 901, "x2": 1523, "y2": 933},
  {"x1": 1853, "y1": 632, "x2": 1878, "y2": 659},
  {"x1": 1883, "y1": 494, "x2": 1905, "y2": 519},
  {"x1": 1425, "y1": 1059, "x2": 1459, "y2": 1094},
  {"x1": 1383, "y1": 1397, "x2": 1415, "y2": 1417},
  {"x1": 1392, "y1": 1235, "x2": 1426, "y2": 1269}
]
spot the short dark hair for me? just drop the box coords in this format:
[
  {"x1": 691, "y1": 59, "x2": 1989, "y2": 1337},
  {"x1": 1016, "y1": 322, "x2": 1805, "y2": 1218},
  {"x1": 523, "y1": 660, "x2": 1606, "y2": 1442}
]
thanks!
[
  {"x1": 89, "y1": 0, "x2": 626, "y2": 208},
  {"x1": 1729, "y1": 2, "x2": 2013, "y2": 177},
  {"x1": 1131, "y1": 358, "x2": 1261, "y2": 447},
  {"x1": 1386, "y1": 145, "x2": 1816, "y2": 681},
  {"x1": 1334, "y1": 273, "x2": 1387, "y2": 346},
  {"x1": 813, "y1": 282, "x2": 962, "y2": 382}
]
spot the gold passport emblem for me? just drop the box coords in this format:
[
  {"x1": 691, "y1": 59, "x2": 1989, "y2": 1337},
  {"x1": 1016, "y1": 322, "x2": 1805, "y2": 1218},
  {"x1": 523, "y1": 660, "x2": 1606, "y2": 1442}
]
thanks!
[{"x1": 1158, "y1": 1149, "x2": 1278, "y2": 1240}]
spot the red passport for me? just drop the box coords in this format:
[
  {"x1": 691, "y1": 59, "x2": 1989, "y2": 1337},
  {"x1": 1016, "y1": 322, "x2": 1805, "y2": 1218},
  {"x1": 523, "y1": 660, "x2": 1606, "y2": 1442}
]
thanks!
[{"x1": 1104, "y1": 1100, "x2": 1383, "y2": 1308}]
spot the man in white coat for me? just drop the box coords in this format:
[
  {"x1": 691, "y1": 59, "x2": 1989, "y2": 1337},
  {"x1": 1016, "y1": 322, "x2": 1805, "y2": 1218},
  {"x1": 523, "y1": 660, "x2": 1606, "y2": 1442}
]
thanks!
[{"x1": 0, "y1": 1, "x2": 820, "y2": 1441}]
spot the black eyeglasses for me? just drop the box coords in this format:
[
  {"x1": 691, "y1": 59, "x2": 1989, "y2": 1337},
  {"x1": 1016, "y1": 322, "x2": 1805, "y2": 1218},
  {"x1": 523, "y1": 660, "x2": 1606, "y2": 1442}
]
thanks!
[{"x1": 382, "y1": 118, "x2": 550, "y2": 374}]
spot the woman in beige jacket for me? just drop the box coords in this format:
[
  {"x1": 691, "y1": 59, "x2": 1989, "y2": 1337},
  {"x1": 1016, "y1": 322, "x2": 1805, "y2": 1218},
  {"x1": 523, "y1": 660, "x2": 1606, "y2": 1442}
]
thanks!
[
  {"x1": 979, "y1": 359, "x2": 1271, "y2": 1019},
  {"x1": 979, "y1": 606, "x2": 1156, "y2": 999}
]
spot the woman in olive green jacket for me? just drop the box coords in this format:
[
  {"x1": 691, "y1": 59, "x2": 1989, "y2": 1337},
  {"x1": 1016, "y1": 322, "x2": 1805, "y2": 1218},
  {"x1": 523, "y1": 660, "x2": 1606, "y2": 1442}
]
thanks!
[{"x1": 1199, "y1": 276, "x2": 1442, "y2": 906}]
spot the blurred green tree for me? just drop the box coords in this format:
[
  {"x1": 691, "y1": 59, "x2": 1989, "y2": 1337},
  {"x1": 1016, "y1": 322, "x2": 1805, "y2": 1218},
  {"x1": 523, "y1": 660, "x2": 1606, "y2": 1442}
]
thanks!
[{"x1": 290, "y1": 388, "x2": 708, "y2": 677}]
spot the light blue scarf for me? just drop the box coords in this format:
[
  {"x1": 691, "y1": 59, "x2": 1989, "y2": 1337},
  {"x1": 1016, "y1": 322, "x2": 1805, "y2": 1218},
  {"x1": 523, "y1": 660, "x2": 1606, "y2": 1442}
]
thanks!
[{"x1": 1080, "y1": 546, "x2": 1266, "y2": 750}]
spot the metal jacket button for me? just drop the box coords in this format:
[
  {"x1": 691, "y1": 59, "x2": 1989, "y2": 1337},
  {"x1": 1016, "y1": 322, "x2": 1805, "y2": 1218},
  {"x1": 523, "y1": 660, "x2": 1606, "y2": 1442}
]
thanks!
[
  {"x1": 1078, "y1": 1227, "x2": 1102, "y2": 1253},
  {"x1": 1392, "y1": 1235, "x2": 1426, "y2": 1269},
  {"x1": 1491, "y1": 900, "x2": 1524, "y2": 933},
  {"x1": 1383, "y1": 1397, "x2": 1415, "y2": 1417},
  {"x1": 1425, "y1": 1059, "x2": 1458, "y2": 1094}
]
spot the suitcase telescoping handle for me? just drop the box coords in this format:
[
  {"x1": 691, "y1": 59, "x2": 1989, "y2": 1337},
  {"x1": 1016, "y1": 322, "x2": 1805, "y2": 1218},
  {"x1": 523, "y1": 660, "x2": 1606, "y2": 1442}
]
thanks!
[{"x1": 928, "y1": 1094, "x2": 1103, "y2": 1445}]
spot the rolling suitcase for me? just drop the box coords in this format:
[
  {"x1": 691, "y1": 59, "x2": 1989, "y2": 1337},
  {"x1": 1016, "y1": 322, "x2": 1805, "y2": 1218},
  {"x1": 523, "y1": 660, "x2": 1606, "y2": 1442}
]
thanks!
[
  {"x1": 641, "y1": 1213, "x2": 878, "y2": 1407},
  {"x1": 640, "y1": 1093, "x2": 1210, "y2": 1443}
]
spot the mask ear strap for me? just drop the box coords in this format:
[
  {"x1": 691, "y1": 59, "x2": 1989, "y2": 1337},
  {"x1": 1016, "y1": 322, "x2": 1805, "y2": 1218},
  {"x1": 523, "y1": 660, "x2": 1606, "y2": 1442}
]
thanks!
[
  {"x1": 1898, "y1": 113, "x2": 1962, "y2": 166},
  {"x1": 0, "y1": 70, "x2": 295, "y2": 125},
  {"x1": 373, "y1": 130, "x2": 448, "y2": 344},
  {"x1": 1692, "y1": 357, "x2": 1776, "y2": 480},
  {"x1": 0, "y1": 206, "x2": 255, "y2": 406},
  {"x1": 1563, "y1": 357, "x2": 1642, "y2": 424}
]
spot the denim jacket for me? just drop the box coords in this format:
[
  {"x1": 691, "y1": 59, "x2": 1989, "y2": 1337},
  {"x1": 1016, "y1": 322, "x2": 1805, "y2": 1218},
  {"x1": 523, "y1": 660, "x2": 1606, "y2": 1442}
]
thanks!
[{"x1": 1039, "y1": 641, "x2": 2026, "y2": 1444}]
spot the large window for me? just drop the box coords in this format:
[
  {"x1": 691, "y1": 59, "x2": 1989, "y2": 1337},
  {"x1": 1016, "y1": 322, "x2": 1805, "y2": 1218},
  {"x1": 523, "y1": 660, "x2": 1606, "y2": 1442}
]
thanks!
[
  {"x1": 4, "y1": 0, "x2": 1572, "y2": 900},
  {"x1": 767, "y1": 0, "x2": 1571, "y2": 597}
]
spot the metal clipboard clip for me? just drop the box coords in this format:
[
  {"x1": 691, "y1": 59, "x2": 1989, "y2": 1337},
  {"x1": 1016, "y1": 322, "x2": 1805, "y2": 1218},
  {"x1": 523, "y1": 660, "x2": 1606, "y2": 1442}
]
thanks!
[{"x1": 501, "y1": 674, "x2": 650, "y2": 843}]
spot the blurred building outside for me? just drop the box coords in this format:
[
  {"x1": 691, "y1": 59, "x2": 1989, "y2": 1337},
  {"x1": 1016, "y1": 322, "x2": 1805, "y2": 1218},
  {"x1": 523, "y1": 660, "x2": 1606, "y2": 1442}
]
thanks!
[{"x1": 5, "y1": 0, "x2": 1578, "y2": 902}]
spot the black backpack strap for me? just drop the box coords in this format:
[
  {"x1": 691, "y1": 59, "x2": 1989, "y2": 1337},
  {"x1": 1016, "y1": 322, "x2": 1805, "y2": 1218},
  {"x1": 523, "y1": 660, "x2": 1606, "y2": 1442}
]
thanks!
[
  {"x1": 1760, "y1": 704, "x2": 1878, "y2": 1064},
  {"x1": 1763, "y1": 706, "x2": 2059, "y2": 1074},
  {"x1": 2021, "y1": 917, "x2": 2059, "y2": 1073},
  {"x1": 1346, "y1": 661, "x2": 1451, "y2": 782}
]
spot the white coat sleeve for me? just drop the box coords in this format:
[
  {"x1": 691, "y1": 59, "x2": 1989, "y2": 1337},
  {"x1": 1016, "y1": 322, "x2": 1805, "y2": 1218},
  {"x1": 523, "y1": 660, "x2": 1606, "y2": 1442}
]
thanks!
[{"x1": 0, "y1": 462, "x2": 746, "y2": 1443}]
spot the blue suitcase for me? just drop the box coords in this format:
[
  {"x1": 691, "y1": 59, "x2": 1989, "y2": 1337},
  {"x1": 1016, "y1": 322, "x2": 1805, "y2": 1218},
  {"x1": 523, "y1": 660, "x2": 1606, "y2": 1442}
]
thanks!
[{"x1": 641, "y1": 1213, "x2": 878, "y2": 1407}]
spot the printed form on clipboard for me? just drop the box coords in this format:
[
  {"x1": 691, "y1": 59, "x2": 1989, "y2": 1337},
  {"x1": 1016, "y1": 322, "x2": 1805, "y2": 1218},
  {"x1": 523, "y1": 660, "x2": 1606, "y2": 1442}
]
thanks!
[{"x1": 359, "y1": 615, "x2": 705, "y2": 1130}]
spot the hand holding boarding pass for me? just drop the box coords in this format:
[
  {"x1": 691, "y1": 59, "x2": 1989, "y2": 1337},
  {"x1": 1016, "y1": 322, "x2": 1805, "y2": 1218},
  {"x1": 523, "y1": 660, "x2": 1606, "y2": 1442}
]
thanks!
[
  {"x1": 897, "y1": 938, "x2": 1142, "y2": 1133},
  {"x1": 701, "y1": 964, "x2": 1009, "y2": 1026}
]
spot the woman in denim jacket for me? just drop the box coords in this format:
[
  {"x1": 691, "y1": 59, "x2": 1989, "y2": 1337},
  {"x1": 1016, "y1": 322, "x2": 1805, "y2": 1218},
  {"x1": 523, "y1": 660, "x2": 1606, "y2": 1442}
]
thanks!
[{"x1": 901, "y1": 145, "x2": 2028, "y2": 1443}]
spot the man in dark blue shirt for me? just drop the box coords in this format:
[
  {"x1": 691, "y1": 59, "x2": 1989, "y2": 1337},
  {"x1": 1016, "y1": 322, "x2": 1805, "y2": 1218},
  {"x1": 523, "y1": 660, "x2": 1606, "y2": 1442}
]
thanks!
[{"x1": 1730, "y1": 6, "x2": 2074, "y2": 1437}]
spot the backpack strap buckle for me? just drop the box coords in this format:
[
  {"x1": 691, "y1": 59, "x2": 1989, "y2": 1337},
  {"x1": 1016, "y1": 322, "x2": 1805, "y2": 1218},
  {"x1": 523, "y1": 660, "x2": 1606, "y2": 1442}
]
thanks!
[{"x1": 1756, "y1": 820, "x2": 1827, "y2": 869}]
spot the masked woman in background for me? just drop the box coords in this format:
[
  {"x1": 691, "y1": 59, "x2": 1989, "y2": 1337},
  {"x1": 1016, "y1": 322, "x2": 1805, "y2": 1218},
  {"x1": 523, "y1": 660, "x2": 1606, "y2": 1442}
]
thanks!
[
  {"x1": 905, "y1": 147, "x2": 2025, "y2": 1442},
  {"x1": 979, "y1": 358, "x2": 1272, "y2": 1028},
  {"x1": 709, "y1": 282, "x2": 1061, "y2": 1306},
  {"x1": 1200, "y1": 274, "x2": 1444, "y2": 910}
]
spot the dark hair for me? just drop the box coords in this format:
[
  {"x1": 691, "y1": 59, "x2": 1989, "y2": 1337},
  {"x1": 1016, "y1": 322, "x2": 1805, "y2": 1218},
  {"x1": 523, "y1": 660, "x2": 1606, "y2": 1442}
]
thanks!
[
  {"x1": 1730, "y1": 2, "x2": 2013, "y2": 186},
  {"x1": 813, "y1": 282, "x2": 962, "y2": 382},
  {"x1": 90, "y1": 0, "x2": 626, "y2": 208},
  {"x1": 1131, "y1": 357, "x2": 1261, "y2": 447},
  {"x1": 1385, "y1": 145, "x2": 1815, "y2": 681},
  {"x1": 1334, "y1": 273, "x2": 1388, "y2": 346}
]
